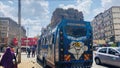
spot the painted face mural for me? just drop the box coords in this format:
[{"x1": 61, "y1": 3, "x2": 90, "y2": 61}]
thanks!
[{"x1": 68, "y1": 41, "x2": 88, "y2": 60}]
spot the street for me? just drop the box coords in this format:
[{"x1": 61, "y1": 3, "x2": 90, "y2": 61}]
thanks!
[{"x1": 0, "y1": 52, "x2": 118, "y2": 68}]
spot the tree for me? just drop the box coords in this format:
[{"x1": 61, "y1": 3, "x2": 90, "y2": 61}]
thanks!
[{"x1": 111, "y1": 43, "x2": 117, "y2": 47}]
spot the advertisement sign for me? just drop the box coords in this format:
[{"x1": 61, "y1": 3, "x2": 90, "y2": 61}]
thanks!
[{"x1": 13, "y1": 38, "x2": 38, "y2": 46}]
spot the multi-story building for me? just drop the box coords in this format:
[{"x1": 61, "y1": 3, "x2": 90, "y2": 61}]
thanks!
[
  {"x1": 92, "y1": 13, "x2": 104, "y2": 40},
  {"x1": 92, "y1": 6, "x2": 120, "y2": 44},
  {"x1": 50, "y1": 8, "x2": 83, "y2": 28},
  {"x1": 0, "y1": 17, "x2": 26, "y2": 48}
]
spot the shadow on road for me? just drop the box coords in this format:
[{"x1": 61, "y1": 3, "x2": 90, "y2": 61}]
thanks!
[{"x1": 100, "y1": 64, "x2": 119, "y2": 68}]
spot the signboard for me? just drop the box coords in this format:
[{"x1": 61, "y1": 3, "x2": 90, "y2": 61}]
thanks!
[{"x1": 13, "y1": 38, "x2": 38, "y2": 46}]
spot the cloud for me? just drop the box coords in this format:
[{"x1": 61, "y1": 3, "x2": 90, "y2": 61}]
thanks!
[
  {"x1": 92, "y1": 0, "x2": 120, "y2": 18},
  {"x1": 59, "y1": 0, "x2": 92, "y2": 14},
  {"x1": 26, "y1": 25, "x2": 42, "y2": 37},
  {"x1": 22, "y1": 18, "x2": 42, "y2": 37},
  {"x1": 59, "y1": 4, "x2": 75, "y2": 9},
  {"x1": 8, "y1": 1, "x2": 13, "y2": 4},
  {"x1": 101, "y1": 0, "x2": 112, "y2": 8},
  {"x1": 21, "y1": 0, "x2": 49, "y2": 19},
  {"x1": 0, "y1": 0, "x2": 49, "y2": 37},
  {"x1": 102, "y1": 0, "x2": 120, "y2": 9},
  {"x1": 93, "y1": 8, "x2": 104, "y2": 16},
  {"x1": 37, "y1": 0, "x2": 49, "y2": 7},
  {"x1": 76, "y1": 0, "x2": 92, "y2": 14},
  {"x1": 22, "y1": 18, "x2": 42, "y2": 27},
  {"x1": 21, "y1": 0, "x2": 49, "y2": 37},
  {"x1": 0, "y1": 1, "x2": 18, "y2": 21},
  {"x1": 58, "y1": 0, "x2": 93, "y2": 21},
  {"x1": 23, "y1": 0, "x2": 34, "y2": 5}
]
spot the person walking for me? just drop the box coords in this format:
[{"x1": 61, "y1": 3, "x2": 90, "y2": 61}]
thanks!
[
  {"x1": 10, "y1": 47, "x2": 14, "y2": 52},
  {"x1": 31, "y1": 46, "x2": 36, "y2": 57},
  {"x1": 27, "y1": 47, "x2": 31, "y2": 58},
  {"x1": 16, "y1": 47, "x2": 18, "y2": 58},
  {"x1": 0, "y1": 47, "x2": 17, "y2": 68}
]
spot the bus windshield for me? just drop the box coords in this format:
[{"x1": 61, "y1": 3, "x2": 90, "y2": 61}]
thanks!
[{"x1": 65, "y1": 25, "x2": 87, "y2": 37}]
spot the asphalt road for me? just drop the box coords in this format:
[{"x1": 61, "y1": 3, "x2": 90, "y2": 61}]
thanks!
[{"x1": 92, "y1": 51, "x2": 119, "y2": 68}]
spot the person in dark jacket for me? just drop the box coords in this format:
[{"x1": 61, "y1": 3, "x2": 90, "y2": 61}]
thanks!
[
  {"x1": 31, "y1": 46, "x2": 36, "y2": 57},
  {"x1": 16, "y1": 47, "x2": 18, "y2": 57},
  {"x1": 0, "y1": 47, "x2": 17, "y2": 68},
  {"x1": 27, "y1": 47, "x2": 31, "y2": 58}
]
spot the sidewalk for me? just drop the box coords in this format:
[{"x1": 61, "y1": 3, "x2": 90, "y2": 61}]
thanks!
[
  {"x1": 0, "y1": 52, "x2": 42, "y2": 68},
  {"x1": 18, "y1": 53, "x2": 42, "y2": 68},
  {"x1": 18, "y1": 58, "x2": 36, "y2": 68}
]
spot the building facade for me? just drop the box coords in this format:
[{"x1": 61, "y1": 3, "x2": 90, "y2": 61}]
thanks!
[
  {"x1": 92, "y1": 6, "x2": 120, "y2": 43},
  {"x1": 0, "y1": 17, "x2": 26, "y2": 48},
  {"x1": 49, "y1": 8, "x2": 83, "y2": 28}
]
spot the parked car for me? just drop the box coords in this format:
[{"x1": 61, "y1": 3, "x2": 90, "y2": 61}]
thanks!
[
  {"x1": 93, "y1": 46, "x2": 101, "y2": 51},
  {"x1": 94, "y1": 47, "x2": 120, "y2": 67}
]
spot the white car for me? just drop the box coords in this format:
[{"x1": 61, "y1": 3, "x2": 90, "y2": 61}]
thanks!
[{"x1": 94, "y1": 47, "x2": 120, "y2": 67}]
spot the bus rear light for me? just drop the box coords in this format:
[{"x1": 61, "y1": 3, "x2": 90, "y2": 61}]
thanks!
[
  {"x1": 84, "y1": 54, "x2": 91, "y2": 60},
  {"x1": 64, "y1": 54, "x2": 71, "y2": 61}
]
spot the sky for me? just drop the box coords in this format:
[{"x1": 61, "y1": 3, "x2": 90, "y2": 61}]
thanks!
[{"x1": 0, "y1": 0, "x2": 120, "y2": 37}]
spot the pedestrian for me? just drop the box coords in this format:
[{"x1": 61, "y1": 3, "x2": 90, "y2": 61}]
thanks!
[
  {"x1": 0, "y1": 47, "x2": 17, "y2": 68},
  {"x1": 16, "y1": 47, "x2": 18, "y2": 57},
  {"x1": 27, "y1": 47, "x2": 31, "y2": 58},
  {"x1": 10, "y1": 47, "x2": 14, "y2": 52},
  {"x1": 31, "y1": 46, "x2": 36, "y2": 57},
  {"x1": 0, "y1": 47, "x2": 3, "y2": 52}
]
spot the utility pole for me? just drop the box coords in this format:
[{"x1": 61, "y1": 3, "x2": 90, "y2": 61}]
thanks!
[{"x1": 18, "y1": 0, "x2": 21, "y2": 63}]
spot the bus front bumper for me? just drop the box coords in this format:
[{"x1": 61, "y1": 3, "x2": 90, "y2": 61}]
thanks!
[{"x1": 55, "y1": 60, "x2": 93, "y2": 68}]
